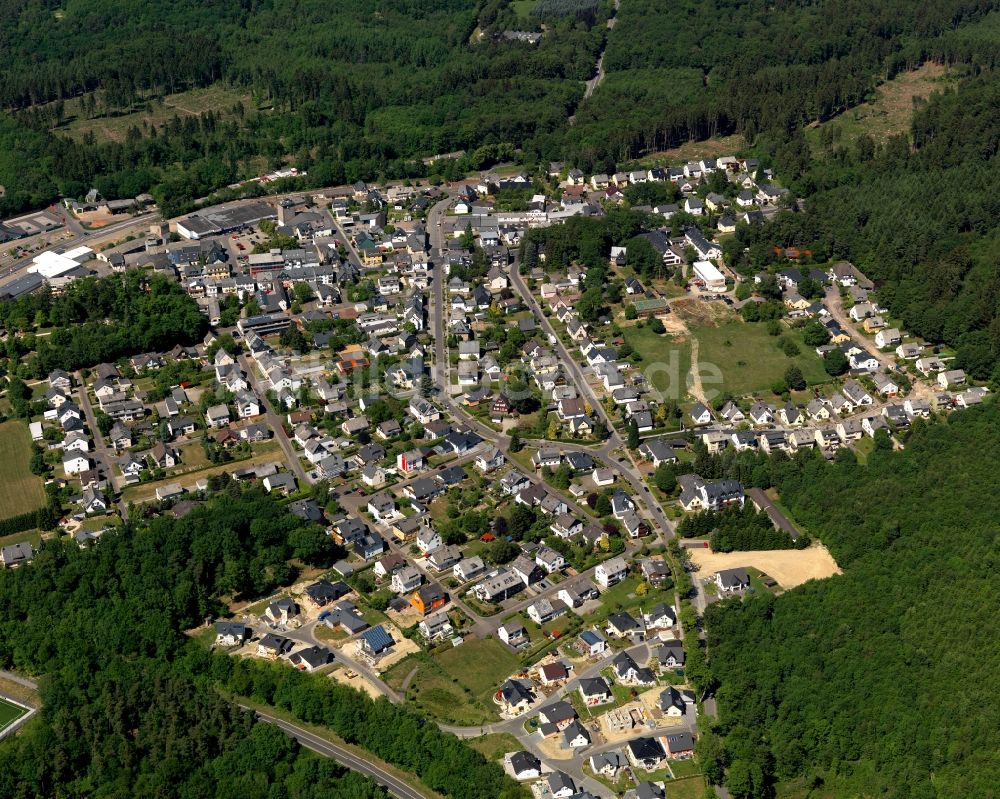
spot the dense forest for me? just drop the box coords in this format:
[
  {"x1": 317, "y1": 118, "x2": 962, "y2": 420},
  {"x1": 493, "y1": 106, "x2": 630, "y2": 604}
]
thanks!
[
  {"x1": 705, "y1": 402, "x2": 1000, "y2": 798},
  {"x1": 0, "y1": 0, "x2": 606, "y2": 216},
  {"x1": 0, "y1": 660, "x2": 390, "y2": 799},
  {"x1": 567, "y1": 0, "x2": 996, "y2": 166},
  {"x1": 0, "y1": 484, "x2": 523, "y2": 798},
  {"x1": 1, "y1": 0, "x2": 997, "y2": 215},
  {"x1": 0, "y1": 272, "x2": 206, "y2": 376},
  {"x1": 675, "y1": 506, "x2": 803, "y2": 552}
]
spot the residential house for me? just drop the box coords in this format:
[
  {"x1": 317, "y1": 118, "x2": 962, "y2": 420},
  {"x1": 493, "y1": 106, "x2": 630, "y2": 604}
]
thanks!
[
  {"x1": 497, "y1": 679, "x2": 535, "y2": 715},
  {"x1": 205, "y1": 404, "x2": 231, "y2": 428},
  {"x1": 645, "y1": 602, "x2": 677, "y2": 630},
  {"x1": 535, "y1": 545, "x2": 566, "y2": 573},
  {"x1": 661, "y1": 731, "x2": 695, "y2": 759},
  {"x1": 527, "y1": 597, "x2": 567, "y2": 624},
  {"x1": 509, "y1": 752, "x2": 542, "y2": 781},
  {"x1": 357, "y1": 625, "x2": 395, "y2": 659},
  {"x1": 626, "y1": 737, "x2": 666, "y2": 771},
  {"x1": 498, "y1": 620, "x2": 529, "y2": 647},
  {"x1": 875, "y1": 328, "x2": 901, "y2": 349},
  {"x1": 612, "y1": 651, "x2": 656, "y2": 686},
  {"x1": 419, "y1": 611, "x2": 454, "y2": 641},
  {"x1": 427, "y1": 544, "x2": 462, "y2": 571},
  {"x1": 215, "y1": 621, "x2": 250, "y2": 647},
  {"x1": 939, "y1": 369, "x2": 967, "y2": 388},
  {"x1": 689, "y1": 402, "x2": 712, "y2": 425},
  {"x1": 416, "y1": 527, "x2": 442, "y2": 554},
  {"x1": 391, "y1": 566, "x2": 423, "y2": 594},
  {"x1": 473, "y1": 569, "x2": 525, "y2": 603},
  {"x1": 578, "y1": 676, "x2": 613, "y2": 706},
  {"x1": 539, "y1": 662, "x2": 570, "y2": 686},
  {"x1": 562, "y1": 720, "x2": 591, "y2": 749},
  {"x1": 579, "y1": 630, "x2": 607, "y2": 657},
  {"x1": 715, "y1": 567, "x2": 750, "y2": 593},
  {"x1": 655, "y1": 640, "x2": 686, "y2": 670},
  {"x1": 677, "y1": 474, "x2": 744, "y2": 512},
  {"x1": 595, "y1": 556, "x2": 628, "y2": 588},
  {"x1": 606, "y1": 611, "x2": 642, "y2": 639},
  {"x1": 410, "y1": 582, "x2": 447, "y2": 616},
  {"x1": 454, "y1": 556, "x2": 485, "y2": 582}
]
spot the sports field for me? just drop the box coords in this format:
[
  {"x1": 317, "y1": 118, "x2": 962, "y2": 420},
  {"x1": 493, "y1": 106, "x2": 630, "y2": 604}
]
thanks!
[
  {"x1": 0, "y1": 421, "x2": 46, "y2": 520},
  {"x1": 0, "y1": 696, "x2": 27, "y2": 732}
]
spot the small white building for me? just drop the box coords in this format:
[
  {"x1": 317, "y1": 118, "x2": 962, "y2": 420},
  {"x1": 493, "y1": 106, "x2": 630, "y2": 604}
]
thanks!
[{"x1": 693, "y1": 260, "x2": 726, "y2": 293}]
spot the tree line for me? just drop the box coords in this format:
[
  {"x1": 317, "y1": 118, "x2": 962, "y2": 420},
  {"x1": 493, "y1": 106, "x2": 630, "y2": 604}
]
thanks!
[{"x1": 703, "y1": 403, "x2": 1000, "y2": 798}]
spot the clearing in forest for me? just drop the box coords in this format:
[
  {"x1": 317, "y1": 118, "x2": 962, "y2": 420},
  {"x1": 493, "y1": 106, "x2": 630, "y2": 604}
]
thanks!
[
  {"x1": 689, "y1": 544, "x2": 842, "y2": 590},
  {"x1": 806, "y1": 62, "x2": 955, "y2": 150},
  {"x1": 54, "y1": 85, "x2": 253, "y2": 143}
]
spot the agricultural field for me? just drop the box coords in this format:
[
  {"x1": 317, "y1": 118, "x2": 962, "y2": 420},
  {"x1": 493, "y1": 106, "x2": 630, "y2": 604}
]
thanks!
[{"x1": 0, "y1": 421, "x2": 47, "y2": 521}]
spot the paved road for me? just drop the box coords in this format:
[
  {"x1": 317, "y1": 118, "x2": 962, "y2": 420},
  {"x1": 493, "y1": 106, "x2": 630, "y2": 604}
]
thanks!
[
  {"x1": 76, "y1": 385, "x2": 130, "y2": 521},
  {"x1": 252, "y1": 709, "x2": 427, "y2": 799},
  {"x1": 824, "y1": 287, "x2": 896, "y2": 371},
  {"x1": 0, "y1": 671, "x2": 37, "y2": 690},
  {"x1": 281, "y1": 618, "x2": 402, "y2": 702},
  {"x1": 0, "y1": 212, "x2": 156, "y2": 287},
  {"x1": 238, "y1": 354, "x2": 311, "y2": 486},
  {"x1": 508, "y1": 268, "x2": 676, "y2": 542}
]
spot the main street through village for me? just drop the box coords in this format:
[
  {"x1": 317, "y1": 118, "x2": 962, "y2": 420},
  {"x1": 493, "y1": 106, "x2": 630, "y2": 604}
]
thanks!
[
  {"x1": 227, "y1": 184, "x2": 695, "y2": 799},
  {"x1": 6, "y1": 179, "x2": 731, "y2": 799}
]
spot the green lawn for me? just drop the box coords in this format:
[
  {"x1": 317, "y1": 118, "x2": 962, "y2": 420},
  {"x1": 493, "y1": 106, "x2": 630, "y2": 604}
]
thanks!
[
  {"x1": 643, "y1": 773, "x2": 706, "y2": 799},
  {"x1": 0, "y1": 421, "x2": 46, "y2": 520},
  {"x1": 0, "y1": 696, "x2": 27, "y2": 731},
  {"x1": 694, "y1": 321, "x2": 830, "y2": 396},
  {"x1": 623, "y1": 325, "x2": 693, "y2": 401},
  {"x1": 466, "y1": 732, "x2": 522, "y2": 761},
  {"x1": 853, "y1": 435, "x2": 875, "y2": 465},
  {"x1": 396, "y1": 638, "x2": 522, "y2": 725},
  {"x1": 511, "y1": 0, "x2": 536, "y2": 18}
]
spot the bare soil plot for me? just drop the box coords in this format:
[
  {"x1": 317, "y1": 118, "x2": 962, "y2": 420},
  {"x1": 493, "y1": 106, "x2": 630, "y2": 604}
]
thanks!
[
  {"x1": 689, "y1": 544, "x2": 841, "y2": 589},
  {"x1": 330, "y1": 668, "x2": 385, "y2": 701},
  {"x1": 671, "y1": 298, "x2": 736, "y2": 328}
]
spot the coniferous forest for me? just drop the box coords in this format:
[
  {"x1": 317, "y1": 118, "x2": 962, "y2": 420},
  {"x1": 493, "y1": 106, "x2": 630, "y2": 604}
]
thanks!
[
  {"x1": 0, "y1": 0, "x2": 994, "y2": 217},
  {"x1": 705, "y1": 406, "x2": 1000, "y2": 798}
]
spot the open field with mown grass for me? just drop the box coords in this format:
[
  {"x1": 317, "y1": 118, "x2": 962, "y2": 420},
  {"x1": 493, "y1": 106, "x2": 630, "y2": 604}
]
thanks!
[{"x1": 0, "y1": 421, "x2": 46, "y2": 520}]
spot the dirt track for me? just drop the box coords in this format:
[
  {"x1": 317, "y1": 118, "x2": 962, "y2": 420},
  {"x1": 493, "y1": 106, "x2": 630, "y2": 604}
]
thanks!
[{"x1": 689, "y1": 544, "x2": 841, "y2": 589}]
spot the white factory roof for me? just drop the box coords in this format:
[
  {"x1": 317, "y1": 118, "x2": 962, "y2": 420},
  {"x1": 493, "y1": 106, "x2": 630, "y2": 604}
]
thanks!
[
  {"x1": 30, "y1": 247, "x2": 94, "y2": 278},
  {"x1": 693, "y1": 260, "x2": 724, "y2": 283}
]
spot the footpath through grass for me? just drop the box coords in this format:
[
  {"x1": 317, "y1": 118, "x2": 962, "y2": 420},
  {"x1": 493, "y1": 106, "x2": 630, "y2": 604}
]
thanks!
[{"x1": 388, "y1": 638, "x2": 521, "y2": 725}]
